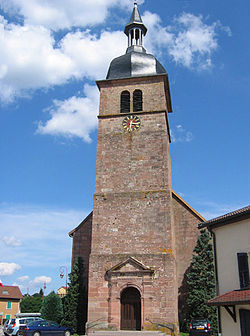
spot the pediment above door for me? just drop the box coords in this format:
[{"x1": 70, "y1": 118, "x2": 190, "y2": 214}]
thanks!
[{"x1": 106, "y1": 257, "x2": 154, "y2": 278}]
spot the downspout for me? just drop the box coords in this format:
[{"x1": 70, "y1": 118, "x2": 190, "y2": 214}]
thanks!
[{"x1": 208, "y1": 226, "x2": 222, "y2": 336}]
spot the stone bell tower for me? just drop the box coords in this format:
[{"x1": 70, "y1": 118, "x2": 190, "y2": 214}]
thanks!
[
  {"x1": 70, "y1": 2, "x2": 204, "y2": 334},
  {"x1": 88, "y1": 1, "x2": 178, "y2": 330}
]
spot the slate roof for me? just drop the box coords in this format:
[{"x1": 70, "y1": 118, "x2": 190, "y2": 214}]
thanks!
[
  {"x1": 106, "y1": 52, "x2": 167, "y2": 80},
  {"x1": 0, "y1": 285, "x2": 23, "y2": 300},
  {"x1": 107, "y1": 2, "x2": 165, "y2": 80},
  {"x1": 199, "y1": 205, "x2": 250, "y2": 229},
  {"x1": 208, "y1": 289, "x2": 250, "y2": 306}
]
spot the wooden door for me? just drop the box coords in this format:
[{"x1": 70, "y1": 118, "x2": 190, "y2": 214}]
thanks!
[{"x1": 121, "y1": 287, "x2": 141, "y2": 330}]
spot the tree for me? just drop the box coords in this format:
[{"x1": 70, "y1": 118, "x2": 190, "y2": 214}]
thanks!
[
  {"x1": 185, "y1": 229, "x2": 218, "y2": 333},
  {"x1": 21, "y1": 292, "x2": 43, "y2": 313},
  {"x1": 61, "y1": 257, "x2": 87, "y2": 334},
  {"x1": 40, "y1": 291, "x2": 63, "y2": 323}
]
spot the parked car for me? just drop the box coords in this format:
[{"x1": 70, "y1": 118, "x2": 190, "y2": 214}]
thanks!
[
  {"x1": 3, "y1": 319, "x2": 11, "y2": 335},
  {"x1": 6, "y1": 316, "x2": 43, "y2": 336},
  {"x1": 189, "y1": 319, "x2": 211, "y2": 335},
  {"x1": 18, "y1": 320, "x2": 74, "y2": 336}
]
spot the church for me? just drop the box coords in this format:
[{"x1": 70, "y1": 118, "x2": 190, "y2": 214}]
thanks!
[{"x1": 69, "y1": 2, "x2": 204, "y2": 334}]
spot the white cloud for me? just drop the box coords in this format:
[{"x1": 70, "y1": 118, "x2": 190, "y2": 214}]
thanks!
[
  {"x1": 3, "y1": 236, "x2": 22, "y2": 247},
  {"x1": 0, "y1": 203, "x2": 87, "y2": 268},
  {"x1": 13, "y1": 275, "x2": 51, "y2": 292},
  {"x1": 0, "y1": 19, "x2": 74, "y2": 102},
  {"x1": 37, "y1": 84, "x2": 99, "y2": 142},
  {"x1": 0, "y1": 17, "x2": 125, "y2": 102},
  {"x1": 14, "y1": 275, "x2": 51, "y2": 292},
  {"x1": 18, "y1": 275, "x2": 29, "y2": 282},
  {"x1": 30, "y1": 276, "x2": 52, "y2": 286},
  {"x1": 144, "y1": 12, "x2": 230, "y2": 70},
  {"x1": 143, "y1": 11, "x2": 174, "y2": 55},
  {"x1": 169, "y1": 13, "x2": 218, "y2": 69},
  {"x1": 60, "y1": 29, "x2": 126, "y2": 80},
  {"x1": 0, "y1": 5, "x2": 230, "y2": 103},
  {"x1": 171, "y1": 124, "x2": 193, "y2": 143},
  {"x1": 0, "y1": 0, "x2": 137, "y2": 30},
  {"x1": 0, "y1": 262, "x2": 21, "y2": 276}
]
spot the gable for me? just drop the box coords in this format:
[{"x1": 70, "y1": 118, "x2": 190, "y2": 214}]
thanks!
[
  {"x1": 107, "y1": 257, "x2": 154, "y2": 276},
  {"x1": 172, "y1": 190, "x2": 205, "y2": 221},
  {"x1": 69, "y1": 211, "x2": 93, "y2": 237}
]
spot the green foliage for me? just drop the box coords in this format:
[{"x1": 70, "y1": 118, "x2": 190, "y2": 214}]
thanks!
[
  {"x1": 40, "y1": 291, "x2": 63, "y2": 323},
  {"x1": 61, "y1": 257, "x2": 87, "y2": 334},
  {"x1": 185, "y1": 229, "x2": 218, "y2": 333},
  {"x1": 21, "y1": 291, "x2": 43, "y2": 313}
]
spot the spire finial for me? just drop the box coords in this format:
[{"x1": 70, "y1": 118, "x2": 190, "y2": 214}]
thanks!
[{"x1": 134, "y1": 0, "x2": 137, "y2": 5}]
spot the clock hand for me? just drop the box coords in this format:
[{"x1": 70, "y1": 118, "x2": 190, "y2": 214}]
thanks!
[{"x1": 129, "y1": 120, "x2": 133, "y2": 131}]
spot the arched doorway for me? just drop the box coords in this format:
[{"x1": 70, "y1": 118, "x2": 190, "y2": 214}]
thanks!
[{"x1": 120, "y1": 287, "x2": 141, "y2": 330}]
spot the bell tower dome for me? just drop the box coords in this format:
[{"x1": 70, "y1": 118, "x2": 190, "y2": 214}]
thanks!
[{"x1": 106, "y1": 1, "x2": 169, "y2": 85}]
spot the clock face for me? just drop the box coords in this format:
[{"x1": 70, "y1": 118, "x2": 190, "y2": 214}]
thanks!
[{"x1": 122, "y1": 115, "x2": 141, "y2": 132}]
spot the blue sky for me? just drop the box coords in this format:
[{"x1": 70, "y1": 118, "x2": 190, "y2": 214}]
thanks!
[{"x1": 0, "y1": 0, "x2": 249, "y2": 295}]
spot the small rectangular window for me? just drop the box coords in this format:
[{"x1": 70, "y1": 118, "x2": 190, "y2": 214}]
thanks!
[
  {"x1": 7, "y1": 302, "x2": 12, "y2": 309},
  {"x1": 237, "y1": 253, "x2": 250, "y2": 289}
]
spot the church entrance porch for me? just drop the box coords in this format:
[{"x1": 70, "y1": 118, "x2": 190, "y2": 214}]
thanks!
[{"x1": 121, "y1": 287, "x2": 141, "y2": 331}]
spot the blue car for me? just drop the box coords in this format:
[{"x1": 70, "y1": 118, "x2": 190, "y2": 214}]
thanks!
[{"x1": 18, "y1": 320, "x2": 74, "y2": 336}]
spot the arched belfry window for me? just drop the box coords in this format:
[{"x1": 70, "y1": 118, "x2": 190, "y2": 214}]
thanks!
[
  {"x1": 135, "y1": 29, "x2": 140, "y2": 45},
  {"x1": 121, "y1": 91, "x2": 130, "y2": 114},
  {"x1": 133, "y1": 90, "x2": 143, "y2": 112}
]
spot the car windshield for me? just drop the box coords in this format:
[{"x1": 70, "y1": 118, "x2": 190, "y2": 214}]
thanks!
[
  {"x1": 192, "y1": 320, "x2": 208, "y2": 326},
  {"x1": 10, "y1": 319, "x2": 16, "y2": 324}
]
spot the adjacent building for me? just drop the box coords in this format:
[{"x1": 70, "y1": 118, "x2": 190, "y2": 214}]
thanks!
[
  {"x1": 199, "y1": 205, "x2": 250, "y2": 336},
  {"x1": 0, "y1": 285, "x2": 23, "y2": 324}
]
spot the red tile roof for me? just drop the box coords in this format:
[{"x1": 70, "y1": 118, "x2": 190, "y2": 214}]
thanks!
[
  {"x1": 199, "y1": 205, "x2": 250, "y2": 229},
  {"x1": 208, "y1": 289, "x2": 250, "y2": 306},
  {"x1": 0, "y1": 286, "x2": 23, "y2": 300}
]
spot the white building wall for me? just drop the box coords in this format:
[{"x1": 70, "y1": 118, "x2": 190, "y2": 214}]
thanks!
[
  {"x1": 220, "y1": 304, "x2": 249, "y2": 336},
  {"x1": 213, "y1": 217, "x2": 250, "y2": 336},
  {"x1": 214, "y1": 218, "x2": 250, "y2": 294}
]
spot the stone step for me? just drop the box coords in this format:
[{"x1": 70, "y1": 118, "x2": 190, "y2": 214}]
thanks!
[{"x1": 89, "y1": 332, "x2": 166, "y2": 336}]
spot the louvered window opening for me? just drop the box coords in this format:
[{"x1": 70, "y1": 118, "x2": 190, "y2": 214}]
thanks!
[
  {"x1": 133, "y1": 90, "x2": 143, "y2": 112},
  {"x1": 237, "y1": 253, "x2": 250, "y2": 289},
  {"x1": 121, "y1": 91, "x2": 130, "y2": 113}
]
